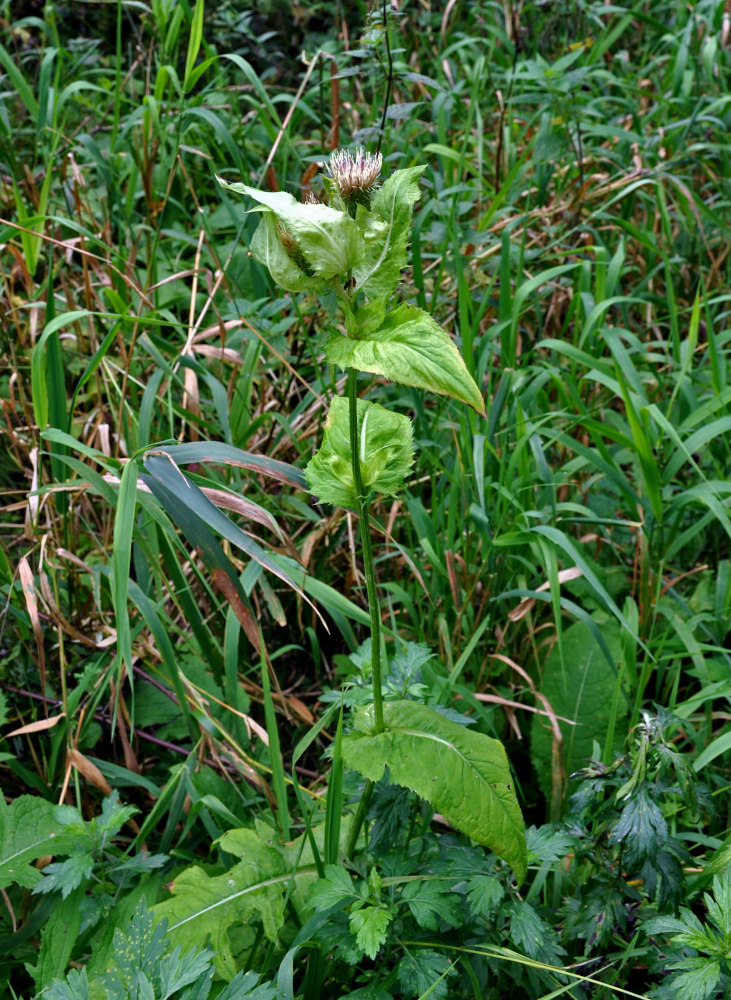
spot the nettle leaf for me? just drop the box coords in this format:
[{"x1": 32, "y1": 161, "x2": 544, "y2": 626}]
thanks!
[
  {"x1": 526, "y1": 824, "x2": 576, "y2": 865},
  {"x1": 705, "y1": 869, "x2": 731, "y2": 938},
  {"x1": 354, "y1": 166, "x2": 426, "y2": 298},
  {"x1": 215, "y1": 971, "x2": 280, "y2": 1000},
  {"x1": 609, "y1": 787, "x2": 668, "y2": 866},
  {"x1": 341, "y1": 700, "x2": 527, "y2": 883},
  {"x1": 465, "y1": 873, "x2": 505, "y2": 918},
  {"x1": 0, "y1": 794, "x2": 76, "y2": 891},
  {"x1": 508, "y1": 898, "x2": 566, "y2": 965},
  {"x1": 400, "y1": 880, "x2": 462, "y2": 930},
  {"x1": 643, "y1": 913, "x2": 698, "y2": 938},
  {"x1": 640, "y1": 849, "x2": 685, "y2": 911},
  {"x1": 339, "y1": 986, "x2": 394, "y2": 1000},
  {"x1": 97, "y1": 791, "x2": 137, "y2": 838},
  {"x1": 664, "y1": 958, "x2": 722, "y2": 1000},
  {"x1": 325, "y1": 303, "x2": 485, "y2": 415},
  {"x1": 42, "y1": 968, "x2": 92, "y2": 1000},
  {"x1": 305, "y1": 396, "x2": 414, "y2": 509},
  {"x1": 156, "y1": 945, "x2": 213, "y2": 997},
  {"x1": 218, "y1": 178, "x2": 365, "y2": 282},
  {"x1": 384, "y1": 647, "x2": 430, "y2": 701},
  {"x1": 34, "y1": 854, "x2": 94, "y2": 898},
  {"x1": 308, "y1": 863, "x2": 359, "y2": 910},
  {"x1": 349, "y1": 905, "x2": 393, "y2": 960}
]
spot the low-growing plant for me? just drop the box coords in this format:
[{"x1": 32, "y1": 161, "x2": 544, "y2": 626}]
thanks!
[
  {"x1": 643, "y1": 868, "x2": 731, "y2": 1000},
  {"x1": 41, "y1": 899, "x2": 279, "y2": 1000}
]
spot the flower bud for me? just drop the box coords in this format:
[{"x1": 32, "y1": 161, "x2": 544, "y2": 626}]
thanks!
[
  {"x1": 326, "y1": 148, "x2": 383, "y2": 210},
  {"x1": 276, "y1": 220, "x2": 315, "y2": 277}
]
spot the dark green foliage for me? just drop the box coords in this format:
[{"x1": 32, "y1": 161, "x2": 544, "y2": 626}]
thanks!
[
  {"x1": 42, "y1": 900, "x2": 279, "y2": 1000},
  {"x1": 644, "y1": 870, "x2": 731, "y2": 1000}
]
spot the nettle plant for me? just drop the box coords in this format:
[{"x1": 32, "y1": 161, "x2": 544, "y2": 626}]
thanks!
[{"x1": 218, "y1": 151, "x2": 526, "y2": 885}]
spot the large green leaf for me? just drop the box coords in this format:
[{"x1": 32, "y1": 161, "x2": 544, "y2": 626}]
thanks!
[
  {"x1": 341, "y1": 700, "x2": 527, "y2": 883},
  {"x1": 151, "y1": 828, "x2": 288, "y2": 981},
  {"x1": 151, "y1": 822, "x2": 336, "y2": 982},
  {"x1": 0, "y1": 795, "x2": 75, "y2": 891},
  {"x1": 217, "y1": 178, "x2": 365, "y2": 283},
  {"x1": 305, "y1": 396, "x2": 414, "y2": 509},
  {"x1": 325, "y1": 303, "x2": 485, "y2": 415},
  {"x1": 354, "y1": 165, "x2": 426, "y2": 298},
  {"x1": 530, "y1": 619, "x2": 628, "y2": 804}
]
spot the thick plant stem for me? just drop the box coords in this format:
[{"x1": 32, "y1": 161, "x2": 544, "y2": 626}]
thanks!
[{"x1": 347, "y1": 367, "x2": 384, "y2": 735}]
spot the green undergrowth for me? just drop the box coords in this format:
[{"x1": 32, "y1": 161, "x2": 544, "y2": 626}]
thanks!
[{"x1": 1, "y1": 0, "x2": 730, "y2": 997}]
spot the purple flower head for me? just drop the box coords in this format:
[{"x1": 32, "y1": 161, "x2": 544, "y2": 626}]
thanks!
[{"x1": 326, "y1": 148, "x2": 383, "y2": 208}]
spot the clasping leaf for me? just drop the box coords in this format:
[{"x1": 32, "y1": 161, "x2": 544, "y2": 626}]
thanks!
[
  {"x1": 354, "y1": 165, "x2": 426, "y2": 298},
  {"x1": 305, "y1": 396, "x2": 414, "y2": 509},
  {"x1": 217, "y1": 178, "x2": 365, "y2": 288},
  {"x1": 341, "y1": 700, "x2": 527, "y2": 883},
  {"x1": 325, "y1": 303, "x2": 485, "y2": 415}
]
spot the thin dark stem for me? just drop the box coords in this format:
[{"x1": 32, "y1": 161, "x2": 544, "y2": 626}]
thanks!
[
  {"x1": 376, "y1": 0, "x2": 393, "y2": 155},
  {"x1": 1, "y1": 685, "x2": 192, "y2": 756}
]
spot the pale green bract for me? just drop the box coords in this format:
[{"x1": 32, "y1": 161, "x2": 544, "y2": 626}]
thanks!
[
  {"x1": 217, "y1": 177, "x2": 364, "y2": 285},
  {"x1": 305, "y1": 396, "x2": 414, "y2": 509},
  {"x1": 216, "y1": 166, "x2": 427, "y2": 300},
  {"x1": 248, "y1": 212, "x2": 314, "y2": 292},
  {"x1": 326, "y1": 302, "x2": 486, "y2": 415},
  {"x1": 354, "y1": 165, "x2": 426, "y2": 298},
  {"x1": 341, "y1": 700, "x2": 528, "y2": 884}
]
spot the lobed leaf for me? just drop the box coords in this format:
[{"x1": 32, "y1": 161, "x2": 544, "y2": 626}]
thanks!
[
  {"x1": 395, "y1": 948, "x2": 454, "y2": 1000},
  {"x1": 152, "y1": 828, "x2": 301, "y2": 981},
  {"x1": 349, "y1": 906, "x2": 393, "y2": 960},
  {"x1": 609, "y1": 788, "x2": 668, "y2": 866}
]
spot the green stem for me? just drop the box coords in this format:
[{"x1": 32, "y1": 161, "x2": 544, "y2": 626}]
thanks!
[
  {"x1": 347, "y1": 367, "x2": 384, "y2": 734},
  {"x1": 345, "y1": 778, "x2": 373, "y2": 859}
]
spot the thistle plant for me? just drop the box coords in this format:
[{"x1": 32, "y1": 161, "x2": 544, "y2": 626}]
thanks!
[{"x1": 218, "y1": 150, "x2": 526, "y2": 882}]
